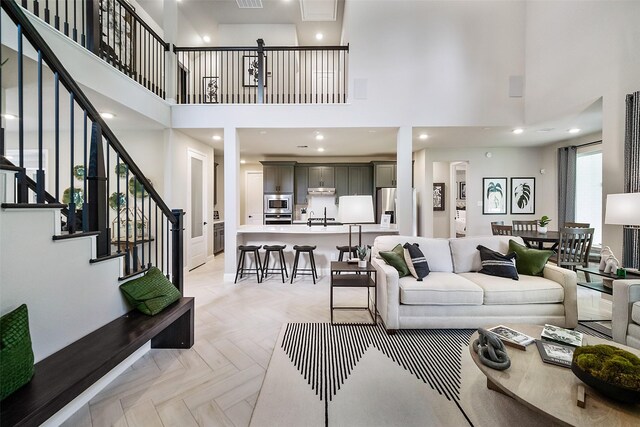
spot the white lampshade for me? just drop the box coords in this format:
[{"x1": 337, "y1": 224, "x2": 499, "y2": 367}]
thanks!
[
  {"x1": 605, "y1": 193, "x2": 640, "y2": 226},
  {"x1": 338, "y1": 195, "x2": 374, "y2": 224}
]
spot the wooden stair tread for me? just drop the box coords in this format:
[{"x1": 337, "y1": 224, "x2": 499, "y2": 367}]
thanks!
[
  {"x1": 1, "y1": 203, "x2": 67, "y2": 209},
  {"x1": 52, "y1": 231, "x2": 101, "y2": 241},
  {"x1": 89, "y1": 252, "x2": 126, "y2": 264}
]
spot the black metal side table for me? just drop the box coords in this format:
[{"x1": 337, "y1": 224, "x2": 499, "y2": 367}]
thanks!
[{"x1": 330, "y1": 261, "x2": 377, "y2": 325}]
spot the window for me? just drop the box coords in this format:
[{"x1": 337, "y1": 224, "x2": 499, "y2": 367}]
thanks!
[{"x1": 575, "y1": 149, "x2": 602, "y2": 246}]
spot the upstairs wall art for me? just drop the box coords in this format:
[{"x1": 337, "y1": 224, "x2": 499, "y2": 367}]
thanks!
[{"x1": 483, "y1": 177, "x2": 507, "y2": 215}]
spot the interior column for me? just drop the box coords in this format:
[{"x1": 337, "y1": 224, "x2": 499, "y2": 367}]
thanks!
[
  {"x1": 396, "y1": 126, "x2": 413, "y2": 235},
  {"x1": 163, "y1": 0, "x2": 178, "y2": 103},
  {"x1": 223, "y1": 127, "x2": 239, "y2": 278}
]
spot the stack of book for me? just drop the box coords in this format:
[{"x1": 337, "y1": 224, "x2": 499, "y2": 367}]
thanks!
[
  {"x1": 487, "y1": 325, "x2": 535, "y2": 350},
  {"x1": 535, "y1": 324, "x2": 584, "y2": 368}
]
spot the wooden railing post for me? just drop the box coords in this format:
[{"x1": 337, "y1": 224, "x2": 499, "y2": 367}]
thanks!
[
  {"x1": 87, "y1": 122, "x2": 110, "y2": 257},
  {"x1": 85, "y1": 0, "x2": 101, "y2": 55},
  {"x1": 257, "y1": 38, "x2": 264, "y2": 104},
  {"x1": 171, "y1": 209, "x2": 184, "y2": 293}
]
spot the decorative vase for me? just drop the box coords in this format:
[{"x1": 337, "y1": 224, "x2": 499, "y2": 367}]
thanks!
[
  {"x1": 358, "y1": 259, "x2": 367, "y2": 268},
  {"x1": 538, "y1": 226, "x2": 547, "y2": 234}
]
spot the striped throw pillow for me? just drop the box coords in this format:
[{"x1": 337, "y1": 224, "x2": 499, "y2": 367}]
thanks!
[
  {"x1": 477, "y1": 245, "x2": 519, "y2": 280},
  {"x1": 403, "y1": 242, "x2": 430, "y2": 281}
]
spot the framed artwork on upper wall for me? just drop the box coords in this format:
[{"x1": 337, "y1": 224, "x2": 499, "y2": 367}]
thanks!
[
  {"x1": 511, "y1": 177, "x2": 535, "y2": 214},
  {"x1": 433, "y1": 183, "x2": 445, "y2": 211},
  {"x1": 483, "y1": 177, "x2": 507, "y2": 215},
  {"x1": 243, "y1": 55, "x2": 267, "y2": 87},
  {"x1": 202, "y1": 76, "x2": 219, "y2": 103},
  {"x1": 459, "y1": 181, "x2": 466, "y2": 200}
]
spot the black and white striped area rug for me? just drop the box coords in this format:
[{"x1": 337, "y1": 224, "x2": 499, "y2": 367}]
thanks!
[{"x1": 281, "y1": 323, "x2": 473, "y2": 403}]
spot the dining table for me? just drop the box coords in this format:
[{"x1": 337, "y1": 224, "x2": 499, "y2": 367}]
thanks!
[{"x1": 511, "y1": 230, "x2": 560, "y2": 251}]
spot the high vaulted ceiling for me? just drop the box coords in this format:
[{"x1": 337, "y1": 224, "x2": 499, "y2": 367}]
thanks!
[{"x1": 137, "y1": 0, "x2": 345, "y2": 46}]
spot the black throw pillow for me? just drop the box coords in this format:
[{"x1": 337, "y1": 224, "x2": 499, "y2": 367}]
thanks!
[
  {"x1": 403, "y1": 242, "x2": 430, "y2": 281},
  {"x1": 476, "y1": 245, "x2": 519, "y2": 280}
]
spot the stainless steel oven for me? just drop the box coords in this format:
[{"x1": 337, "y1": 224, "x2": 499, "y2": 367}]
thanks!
[{"x1": 264, "y1": 194, "x2": 293, "y2": 214}]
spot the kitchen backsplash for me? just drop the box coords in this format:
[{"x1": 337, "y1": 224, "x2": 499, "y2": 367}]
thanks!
[{"x1": 295, "y1": 195, "x2": 339, "y2": 220}]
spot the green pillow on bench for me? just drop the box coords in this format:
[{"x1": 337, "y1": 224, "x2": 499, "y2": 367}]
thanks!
[
  {"x1": 1, "y1": 304, "x2": 35, "y2": 400},
  {"x1": 119, "y1": 267, "x2": 182, "y2": 316}
]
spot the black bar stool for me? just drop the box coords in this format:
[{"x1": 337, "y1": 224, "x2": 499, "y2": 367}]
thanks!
[
  {"x1": 234, "y1": 245, "x2": 263, "y2": 284},
  {"x1": 262, "y1": 244, "x2": 288, "y2": 283},
  {"x1": 336, "y1": 245, "x2": 357, "y2": 261},
  {"x1": 291, "y1": 245, "x2": 318, "y2": 284}
]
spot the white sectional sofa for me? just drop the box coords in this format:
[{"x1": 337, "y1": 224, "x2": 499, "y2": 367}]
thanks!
[
  {"x1": 612, "y1": 279, "x2": 640, "y2": 349},
  {"x1": 371, "y1": 235, "x2": 578, "y2": 332}
]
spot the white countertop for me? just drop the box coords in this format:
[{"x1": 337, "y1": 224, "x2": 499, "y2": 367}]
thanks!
[{"x1": 237, "y1": 224, "x2": 399, "y2": 234}]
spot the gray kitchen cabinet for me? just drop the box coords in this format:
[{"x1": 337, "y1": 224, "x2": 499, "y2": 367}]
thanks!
[
  {"x1": 295, "y1": 166, "x2": 309, "y2": 204},
  {"x1": 375, "y1": 163, "x2": 397, "y2": 187},
  {"x1": 262, "y1": 163, "x2": 294, "y2": 193},
  {"x1": 213, "y1": 222, "x2": 225, "y2": 254},
  {"x1": 349, "y1": 166, "x2": 373, "y2": 195},
  {"x1": 308, "y1": 166, "x2": 335, "y2": 188},
  {"x1": 334, "y1": 166, "x2": 349, "y2": 202}
]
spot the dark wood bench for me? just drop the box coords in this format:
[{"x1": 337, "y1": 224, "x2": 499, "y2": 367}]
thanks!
[{"x1": 1, "y1": 297, "x2": 194, "y2": 427}]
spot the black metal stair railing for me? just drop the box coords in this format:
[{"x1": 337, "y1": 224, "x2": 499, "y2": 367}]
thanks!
[
  {"x1": 1, "y1": 0, "x2": 183, "y2": 290},
  {"x1": 175, "y1": 39, "x2": 349, "y2": 104},
  {"x1": 18, "y1": 0, "x2": 168, "y2": 99}
]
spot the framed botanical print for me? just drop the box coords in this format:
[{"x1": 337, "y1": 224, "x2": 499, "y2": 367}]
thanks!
[
  {"x1": 243, "y1": 55, "x2": 267, "y2": 87},
  {"x1": 202, "y1": 76, "x2": 219, "y2": 103},
  {"x1": 483, "y1": 177, "x2": 507, "y2": 215},
  {"x1": 433, "y1": 183, "x2": 445, "y2": 211},
  {"x1": 510, "y1": 177, "x2": 535, "y2": 214},
  {"x1": 459, "y1": 181, "x2": 466, "y2": 200}
]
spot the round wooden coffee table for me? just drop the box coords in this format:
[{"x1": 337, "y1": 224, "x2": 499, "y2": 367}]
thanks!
[{"x1": 469, "y1": 324, "x2": 640, "y2": 426}]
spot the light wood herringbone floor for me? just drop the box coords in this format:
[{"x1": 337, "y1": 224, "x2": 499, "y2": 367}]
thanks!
[{"x1": 61, "y1": 256, "x2": 610, "y2": 427}]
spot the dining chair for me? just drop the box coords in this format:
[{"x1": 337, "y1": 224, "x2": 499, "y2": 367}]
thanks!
[
  {"x1": 549, "y1": 227, "x2": 595, "y2": 271},
  {"x1": 512, "y1": 220, "x2": 538, "y2": 232},
  {"x1": 564, "y1": 222, "x2": 590, "y2": 228},
  {"x1": 491, "y1": 224, "x2": 513, "y2": 236}
]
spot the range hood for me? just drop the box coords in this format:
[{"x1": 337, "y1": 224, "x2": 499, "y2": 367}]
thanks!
[{"x1": 307, "y1": 187, "x2": 336, "y2": 195}]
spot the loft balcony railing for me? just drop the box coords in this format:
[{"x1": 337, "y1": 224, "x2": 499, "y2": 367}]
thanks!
[
  {"x1": 1, "y1": 0, "x2": 183, "y2": 286},
  {"x1": 18, "y1": 0, "x2": 168, "y2": 99},
  {"x1": 175, "y1": 39, "x2": 349, "y2": 104}
]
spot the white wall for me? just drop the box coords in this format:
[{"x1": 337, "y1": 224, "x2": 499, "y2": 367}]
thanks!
[
  {"x1": 417, "y1": 146, "x2": 545, "y2": 237},
  {"x1": 524, "y1": 0, "x2": 640, "y2": 258},
  {"x1": 217, "y1": 24, "x2": 298, "y2": 46}
]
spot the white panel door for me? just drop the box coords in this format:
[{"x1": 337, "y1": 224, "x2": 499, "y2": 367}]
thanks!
[
  {"x1": 188, "y1": 150, "x2": 208, "y2": 270},
  {"x1": 246, "y1": 171, "x2": 263, "y2": 225}
]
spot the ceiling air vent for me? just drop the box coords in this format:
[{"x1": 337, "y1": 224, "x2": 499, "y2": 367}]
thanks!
[{"x1": 236, "y1": 0, "x2": 263, "y2": 8}]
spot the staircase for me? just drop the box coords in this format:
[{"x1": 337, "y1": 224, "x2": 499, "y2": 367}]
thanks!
[{"x1": 0, "y1": 1, "x2": 193, "y2": 424}]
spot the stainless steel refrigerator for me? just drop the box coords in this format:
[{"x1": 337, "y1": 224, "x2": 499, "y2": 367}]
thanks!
[{"x1": 376, "y1": 188, "x2": 417, "y2": 234}]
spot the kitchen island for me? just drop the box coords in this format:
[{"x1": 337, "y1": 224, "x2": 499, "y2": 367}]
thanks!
[{"x1": 236, "y1": 224, "x2": 399, "y2": 275}]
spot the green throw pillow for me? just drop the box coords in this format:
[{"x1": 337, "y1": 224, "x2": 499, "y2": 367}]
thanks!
[
  {"x1": 508, "y1": 240, "x2": 554, "y2": 276},
  {"x1": 119, "y1": 267, "x2": 181, "y2": 316},
  {"x1": 379, "y1": 244, "x2": 410, "y2": 277},
  {"x1": 1, "y1": 304, "x2": 35, "y2": 400}
]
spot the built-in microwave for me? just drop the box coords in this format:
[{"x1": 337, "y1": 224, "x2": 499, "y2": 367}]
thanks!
[{"x1": 264, "y1": 194, "x2": 293, "y2": 214}]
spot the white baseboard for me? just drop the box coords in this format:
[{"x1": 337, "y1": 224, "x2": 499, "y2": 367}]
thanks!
[{"x1": 41, "y1": 342, "x2": 151, "y2": 426}]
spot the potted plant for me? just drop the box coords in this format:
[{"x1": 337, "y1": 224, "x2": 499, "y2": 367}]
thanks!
[
  {"x1": 538, "y1": 215, "x2": 551, "y2": 233},
  {"x1": 356, "y1": 246, "x2": 368, "y2": 268}
]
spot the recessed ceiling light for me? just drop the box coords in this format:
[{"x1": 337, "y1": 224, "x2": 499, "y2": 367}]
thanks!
[
  {"x1": 419, "y1": 133, "x2": 428, "y2": 140},
  {"x1": 512, "y1": 128, "x2": 524, "y2": 134},
  {"x1": 240, "y1": 159, "x2": 246, "y2": 164},
  {"x1": 315, "y1": 134, "x2": 324, "y2": 141},
  {"x1": 315, "y1": 33, "x2": 324, "y2": 41},
  {"x1": 568, "y1": 128, "x2": 581, "y2": 134},
  {"x1": 100, "y1": 112, "x2": 115, "y2": 119},
  {"x1": 317, "y1": 147, "x2": 325, "y2": 152},
  {"x1": 3, "y1": 114, "x2": 17, "y2": 120},
  {"x1": 203, "y1": 35, "x2": 211, "y2": 43},
  {"x1": 212, "y1": 135, "x2": 222, "y2": 141}
]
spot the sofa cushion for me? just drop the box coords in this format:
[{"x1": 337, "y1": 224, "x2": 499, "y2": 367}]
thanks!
[
  {"x1": 632, "y1": 301, "x2": 640, "y2": 325},
  {"x1": 460, "y1": 272, "x2": 564, "y2": 305},
  {"x1": 449, "y1": 236, "x2": 525, "y2": 273},
  {"x1": 373, "y1": 235, "x2": 453, "y2": 272},
  {"x1": 508, "y1": 240, "x2": 554, "y2": 277},
  {"x1": 379, "y1": 244, "x2": 410, "y2": 277},
  {"x1": 403, "y1": 242, "x2": 430, "y2": 281},
  {"x1": 399, "y1": 272, "x2": 484, "y2": 305},
  {"x1": 477, "y1": 245, "x2": 519, "y2": 280}
]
